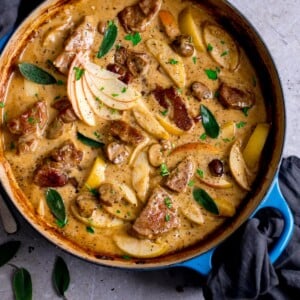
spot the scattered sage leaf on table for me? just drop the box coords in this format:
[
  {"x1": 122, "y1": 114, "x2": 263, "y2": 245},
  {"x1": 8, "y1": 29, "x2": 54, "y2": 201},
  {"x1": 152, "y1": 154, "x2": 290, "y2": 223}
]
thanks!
[
  {"x1": 13, "y1": 268, "x2": 32, "y2": 300},
  {"x1": 200, "y1": 104, "x2": 220, "y2": 138},
  {"x1": 77, "y1": 132, "x2": 105, "y2": 148},
  {"x1": 97, "y1": 20, "x2": 118, "y2": 58},
  {"x1": 46, "y1": 189, "x2": 67, "y2": 227},
  {"x1": 18, "y1": 63, "x2": 57, "y2": 85},
  {"x1": 53, "y1": 256, "x2": 70, "y2": 298},
  {"x1": 193, "y1": 187, "x2": 219, "y2": 215},
  {"x1": 0, "y1": 241, "x2": 21, "y2": 267}
]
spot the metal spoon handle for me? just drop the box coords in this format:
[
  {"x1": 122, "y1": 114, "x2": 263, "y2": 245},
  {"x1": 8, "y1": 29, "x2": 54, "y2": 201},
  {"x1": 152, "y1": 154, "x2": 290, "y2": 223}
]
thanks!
[{"x1": 0, "y1": 194, "x2": 18, "y2": 234}]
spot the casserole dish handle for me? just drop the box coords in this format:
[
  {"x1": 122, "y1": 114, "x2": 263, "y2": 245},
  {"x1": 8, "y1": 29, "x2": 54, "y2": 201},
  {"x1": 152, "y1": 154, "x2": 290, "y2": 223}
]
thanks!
[{"x1": 178, "y1": 174, "x2": 294, "y2": 276}]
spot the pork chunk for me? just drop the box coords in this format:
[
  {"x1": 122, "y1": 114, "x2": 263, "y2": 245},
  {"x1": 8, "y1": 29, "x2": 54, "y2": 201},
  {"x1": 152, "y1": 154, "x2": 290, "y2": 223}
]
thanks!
[
  {"x1": 218, "y1": 82, "x2": 255, "y2": 109},
  {"x1": 110, "y1": 120, "x2": 146, "y2": 146},
  {"x1": 132, "y1": 187, "x2": 179, "y2": 238},
  {"x1": 165, "y1": 156, "x2": 194, "y2": 192},
  {"x1": 53, "y1": 16, "x2": 96, "y2": 74},
  {"x1": 118, "y1": 0, "x2": 162, "y2": 32}
]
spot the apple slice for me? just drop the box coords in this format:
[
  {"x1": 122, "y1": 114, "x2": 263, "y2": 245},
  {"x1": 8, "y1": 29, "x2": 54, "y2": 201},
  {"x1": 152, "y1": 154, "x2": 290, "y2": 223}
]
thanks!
[
  {"x1": 81, "y1": 75, "x2": 122, "y2": 120},
  {"x1": 133, "y1": 102, "x2": 169, "y2": 139},
  {"x1": 229, "y1": 141, "x2": 252, "y2": 190},
  {"x1": 214, "y1": 198, "x2": 236, "y2": 217},
  {"x1": 221, "y1": 121, "x2": 236, "y2": 142},
  {"x1": 82, "y1": 60, "x2": 120, "y2": 80},
  {"x1": 156, "y1": 115, "x2": 185, "y2": 136},
  {"x1": 180, "y1": 200, "x2": 204, "y2": 224},
  {"x1": 114, "y1": 234, "x2": 168, "y2": 258},
  {"x1": 103, "y1": 200, "x2": 138, "y2": 221},
  {"x1": 84, "y1": 72, "x2": 137, "y2": 110},
  {"x1": 197, "y1": 175, "x2": 233, "y2": 189},
  {"x1": 71, "y1": 203, "x2": 124, "y2": 228}
]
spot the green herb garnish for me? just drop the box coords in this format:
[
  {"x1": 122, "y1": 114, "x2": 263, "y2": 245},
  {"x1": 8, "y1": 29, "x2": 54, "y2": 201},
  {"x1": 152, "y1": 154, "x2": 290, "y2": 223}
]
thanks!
[
  {"x1": 165, "y1": 214, "x2": 171, "y2": 222},
  {"x1": 161, "y1": 109, "x2": 168, "y2": 116},
  {"x1": 97, "y1": 20, "x2": 118, "y2": 58},
  {"x1": 53, "y1": 256, "x2": 70, "y2": 298},
  {"x1": 221, "y1": 50, "x2": 229, "y2": 56},
  {"x1": 193, "y1": 188, "x2": 219, "y2": 215},
  {"x1": 196, "y1": 169, "x2": 204, "y2": 178},
  {"x1": 124, "y1": 32, "x2": 142, "y2": 46},
  {"x1": 164, "y1": 197, "x2": 172, "y2": 209},
  {"x1": 200, "y1": 104, "x2": 220, "y2": 138},
  {"x1": 111, "y1": 93, "x2": 119, "y2": 97},
  {"x1": 73, "y1": 67, "x2": 85, "y2": 80},
  {"x1": 199, "y1": 133, "x2": 207, "y2": 141},
  {"x1": 77, "y1": 132, "x2": 105, "y2": 148},
  {"x1": 207, "y1": 43, "x2": 213, "y2": 52},
  {"x1": 86, "y1": 226, "x2": 95, "y2": 234},
  {"x1": 56, "y1": 80, "x2": 64, "y2": 86},
  {"x1": 13, "y1": 268, "x2": 32, "y2": 300},
  {"x1": 18, "y1": 63, "x2": 57, "y2": 85},
  {"x1": 242, "y1": 107, "x2": 250, "y2": 117},
  {"x1": 192, "y1": 56, "x2": 197, "y2": 64},
  {"x1": 45, "y1": 189, "x2": 67, "y2": 228},
  {"x1": 122, "y1": 255, "x2": 132, "y2": 260},
  {"x1": 204, "y1": 68, "x2": 218, "y2": 80},
  {"x1": 236, "y1": 121, "x2": 247, "y2": 129},
  {"x1": 167, "y1": 58, "x2": 178, "y2": 65},
  {"x1": 188, "y1": 180, "x2": 195, "y2": 187},
  {"x1": 121, "y1": 87, "x2": 127, "y2": 93},
  {"x1": 160, "y1": 163, "x2": 169, "y2": 177},
  {"x1": 0, "y1": 102, "x2": 5, "y2": 108},
  {"x1": 0, "y1": 241, "x2": 21, "y2": 267}
]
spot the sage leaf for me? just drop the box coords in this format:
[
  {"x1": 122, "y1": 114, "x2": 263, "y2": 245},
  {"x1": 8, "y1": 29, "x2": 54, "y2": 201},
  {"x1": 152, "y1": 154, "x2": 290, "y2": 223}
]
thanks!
[
  {"x1": 200, "y1": 104, "x2": 220, "y2": 138},
  {"x1": 13, "y1": 268, "x2": 32, "y2": 300},
  {"x1": 97, "y1": 21, "x2": 118, "y2": 58},
  {"x1": 193, "y1": 188, "x2": 219, "y2": 215},
  {"x1": 53, "y1": 256, "x2": 70, "y2": 298},
  {"x1": 77, "y1": 132, "x2": 105, "y2": 148},
  {"x1": 0, "y1": 241, "x2": 21, "y2": 267},
  {"x1": 18, "y1": 63, "x2": 57, "y2": 85},
  {"x1": 46, "y1": 189, "x2": 67, "y2": 227}
]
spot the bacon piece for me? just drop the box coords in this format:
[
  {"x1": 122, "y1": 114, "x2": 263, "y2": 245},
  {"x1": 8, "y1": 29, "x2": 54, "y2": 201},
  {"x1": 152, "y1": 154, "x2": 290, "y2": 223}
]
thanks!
[{"x1": 152, "y1": 85, "x2": 169, "y2": 109}]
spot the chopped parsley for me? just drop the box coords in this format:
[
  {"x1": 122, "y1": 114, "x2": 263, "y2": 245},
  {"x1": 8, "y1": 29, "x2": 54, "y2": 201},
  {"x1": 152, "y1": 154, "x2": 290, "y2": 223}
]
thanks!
[
  {"x1": 100, "y1": 87, "x2": 105, "y2": 91},
  {"x1": 242, "y1": 107, "x2": 250, "y2": 117},
  {"x1": 28, "y1": 117, "x2": 38, "y2": 124},
  {"x1": 121, "y1": 87, "x2": 127, "y2": 93},
  {"x1": 164, "y1": 197, "x2": 172, "y2": 209},
  {"x1": 93, "y1": 131, "x2": 102, "y2": 140},
  {"x1": 188, "y1": 180, "x2": 195, "y2": 187},
  {"x1": 167, "y1": 58, "x2": 178, "y2": 65},
  {"x1": 124, "y1": 32, "x2": 142, "y2": 46},
  {"x1": 0, "y1": 102, "x2": 5, "y2": 108},
  {"x1": 116, "y1": 210, "x2": 121, "y2": 214},
  {"x1": 86, "y1": 226, "x2": 95, "y2": 234},
  {"x1": 199, "y1": 133, "x2": 207, "y2": 141},
  {"x1": 165, "y1": 214, "x2": 171, "y2": 222},
  {"x1": 221, "y1": 50, "x2": 229, "y2": 57},
  {"x1": 236, "y1": 121, "x2": 247, "y2": 129},
  {"x1": 192, "y1": 56, "x2": 197, "y2": 64},
  {"x1": 222, "y1": 138, "x2": 231, "y2": 143},
  {"x1": 160, "y1": 163, "x2": 169, "y2": 177},
  {"x1": 122, "y1": 255, "x2": 132, "y2": 260},
  {"x1": 207, "y1": 43, "x2": 213, "y2": 52},
  {"x1": 197, "y1": 169, "x2": 204, "y2": 178},
  {"x1": 160, "y1": 109, "x2": 168, "y2": 116},
  {"x1": 110, "y1": 108, "x2": 118, "y2": 114},
  {"x1": 115, "y1": 44, "x2": 121, "y2": 50},
  {"x1": 204, "y1": 69, "x2": 218, "y2": 80},
  {"x1": 111, "y1": 93, "x2": 119, "y2": 97},
  {"x1": 86, "y1": 185, "x2": 99, "y2": 197},
  {"x1": 73, "y1": 67, "x2": 85, "y2": 80},
  {"x1": 57, "y1": 79, "x2": 64, "y2": 86}
]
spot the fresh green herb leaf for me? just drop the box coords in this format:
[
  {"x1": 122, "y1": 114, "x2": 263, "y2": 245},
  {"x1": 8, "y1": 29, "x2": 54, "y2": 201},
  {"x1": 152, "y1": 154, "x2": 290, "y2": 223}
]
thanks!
[
  {"x1": 165, "y1": 214, "x2": 171, "y2": 222},
  {"x1": 85, "y1": 184, "x2": 100, "y2": 197},
  {"x1": 207, "y1": 43, "x2": 213, "y2": 52},
  {"x1": 164, "y1": 197, "x2": 172, "y2": 209},
  {"x1": 221, "y1": 50, "x2": 229, "y2": 56},
  {"x1": 73, "y1": 67, "x2": 85, "y2": 80},
  {"x1": 116, "y1": 210, "x2": 121, "y2": 214},
  {"x1": 242, "y1": 107, "x2": 250, "y2": 117},
  {"x1": 124, "y1": 32, "x2": 142, "y2": 46},
  {"x1": 111, "y1": 93, "x2": 119, "y2": 97},
  {"x1": 196, "y1": 169, "x2": 204, "y2": 178},
  {"x1": 13, "y1": 268, "x2": 32, "y2": 300},
  {"x1": 199, "y1": 133, "x2": 207, "y2": 141},
  {"x1": 18, "y1": 63, "x2": 57, "y2": 85},
  {"x1": 222, "y1": 138, "x2": 231, "y2": 143},
  {"x1": 204, "y1": 69, "x2": 218, "y2": 80},
  {"x1": 193, "y1": 188, "x2": 219, "y2": 215},
  {"x1": 27, "y1": 117, "x2": 37, "y2": 124},
  {"x1": 167, "y1": 58, "x2": 178, "y2": 65},
  {"x1": 53, "y1": 256, "x2": 70, "y2": 298},
  {"x1": 77, "y1": 132, "x2": 105, "y2": 148},
  {"x1": 122, "y1": 255, "x2": 132, "y2": 260},
  {"x1": 160, "y1": 109, "x2": 168, "y2": 116},
  {"x1": 192, "y1": 56, "x2": 197, "y2": 64},
  {"x1": 46, "y1": 189, "x2": 67, "y2": 227},
  {"x1": 188, "y1": 180, "x2": 195, "y2": 187},
  {"x1": 121, "y1": 87, "x2": 127, "y2": 93},
  {"x1": 0, "y1": 102, "x2": 5, "y2": 108},
  {"x1": 236, "y1": 121, "x2": 247, "y2": 129},
  {"x1": 93, "y1": 131, "x2": 102, "y2": 140},
  {"x1": 160, "y1": 163, "x2": 169, "y2": 177},
  {"x1": 200, "y1": 105, "x2": 220, "y2": 138},
  {"x1": 115, "y1": 44, "x2": 121, "y2": 50},
  {"x1": 100, "y1": 87, "x2": 105, "y2": 91},
  {"x1": 97, "y1": 21, "x2": 118, "y2": 58},
  {"x1": 0, "y1": 241, "x2": 21, "y2": 267},
  {"x1": 56, "y1": 80, "x2": 64, "y2": 86},
  {"x1": 86, "y1": 226, "x2": 95, "y2": 234},
  {"x1": 110, "y1": 108, "x2": 118, "y2": 114}
]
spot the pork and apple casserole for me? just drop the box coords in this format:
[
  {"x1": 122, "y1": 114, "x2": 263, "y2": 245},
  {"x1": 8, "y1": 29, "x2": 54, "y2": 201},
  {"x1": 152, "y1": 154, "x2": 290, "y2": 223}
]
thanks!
[{"x1": 1, "y1": 0, "x2": 270, "y2": 259}]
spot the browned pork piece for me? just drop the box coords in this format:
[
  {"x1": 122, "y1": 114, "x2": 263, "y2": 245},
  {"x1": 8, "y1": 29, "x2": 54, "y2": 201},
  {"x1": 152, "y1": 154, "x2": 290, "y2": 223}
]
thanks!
[
  {"x1": 53, "y1": 16, "x2": 96, "y2": 74},
  {"x1": 118, "y1": 0, "x2": 162, "y2": 32},
  {"x1": 132, "y1": 187, "x2": 179, "y2": 238},
  {"x1": 110, "y1": 120, "x2": 146, "y2": 146},
  {"x1": 47, "y1": 98, "x2": 77, "y2": 139},
  {"x1": 106, "y1": 63, "x2": 133, "y2": 84},
  {"x1": 165, "y1": 156, "x2": 194, "y2": 192},
  {"x1": 33, "y1": 140, "x2": 83, "y2": 187},
  {"x1": 7, "y1": 101, "x2": 48, "y2": 154},
  {"x1": 218, "y1": 82, "x2": 255, "y2": 109}
]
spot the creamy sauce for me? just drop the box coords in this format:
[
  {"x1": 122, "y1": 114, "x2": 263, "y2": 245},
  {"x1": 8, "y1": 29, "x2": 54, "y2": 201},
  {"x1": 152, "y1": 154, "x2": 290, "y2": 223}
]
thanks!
[{"x1": 2, "y1": 0, "x2": 267, "y2": 258}]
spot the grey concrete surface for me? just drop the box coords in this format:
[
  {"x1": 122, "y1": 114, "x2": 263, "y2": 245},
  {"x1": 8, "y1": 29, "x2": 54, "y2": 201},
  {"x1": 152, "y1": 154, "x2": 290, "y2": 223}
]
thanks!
[{"x1": 1, "y1": 1, "x2": 300, "y2": 299}]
